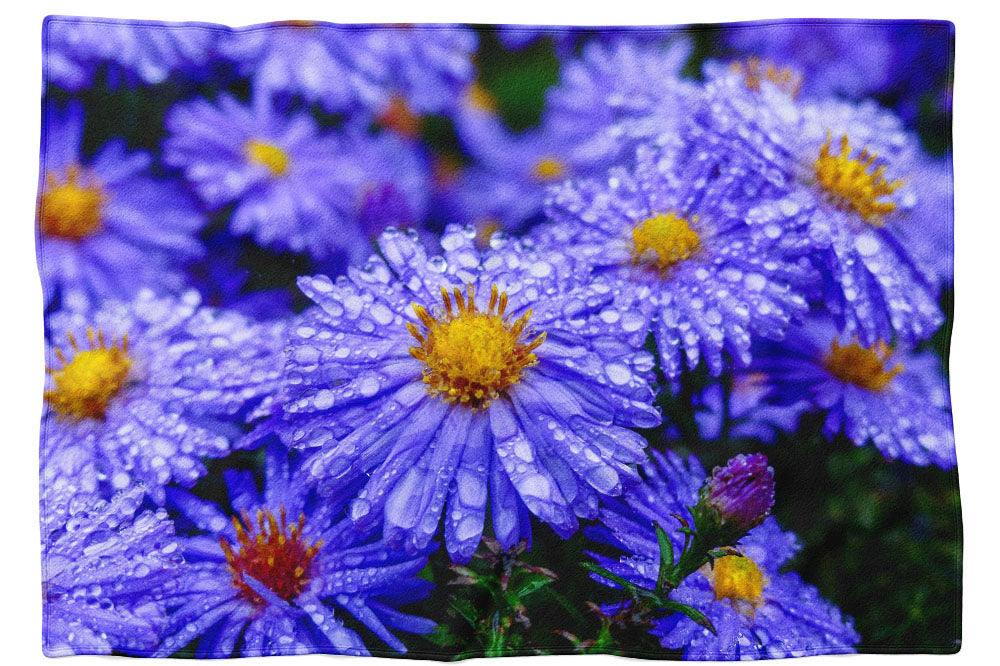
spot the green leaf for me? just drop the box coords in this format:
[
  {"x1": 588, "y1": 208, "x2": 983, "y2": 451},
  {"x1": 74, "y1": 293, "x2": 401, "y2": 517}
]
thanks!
[
  {"x1": 581, "y1": 562, "x2": 638, "y2": 593},
  {"x1": 512, "y1": 573, "x2": 555, "y2": 599},
  {"x1": 485, "y1": 612, "x2": 507, "y2": 657},
  {"x1": 450, "y1": 597, "x2": 479, "y2": 626},
  {"x1": 654, "y1": 521, "x2": 675, "y2": 591}
]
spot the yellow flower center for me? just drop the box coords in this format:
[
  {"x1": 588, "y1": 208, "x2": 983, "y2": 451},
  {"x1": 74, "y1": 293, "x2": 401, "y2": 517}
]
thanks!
[
  {"x1": 220, "y1": 507, "x2": 321, "y2": 606},
  {"x1": 408, "y1": 284, "x2": 545, "y2": 410},
  {"x1": 532, "y1": 157, "x2": 566, "y2": 182},
  {"x1": 730, "y1": 57, "x2": 803, "y2": 97},
  {"x1": 813, "y1": 135, "x2": 904, "y2": 225},
  {"x1": 38, "y1": 165, "x2": 106, "y2": 240},
  {"x1": 45, "y1": 329, "x2": 132, "y2": 420},
  {"x1": 823, "y1": 339, "x2": 903, "y2": 392},
  {"x1": 710, "y1": 555, "x2": 766, "y2": 607},
  {"x1": 466, "y1": 81, "x2": 498, "y2": 113},
  {"x1": 631, "y1": 212, "x2": 701, "y2": 272},
  {"x1": 245, "y1": 139, "x2": 290, "y2": 176}
]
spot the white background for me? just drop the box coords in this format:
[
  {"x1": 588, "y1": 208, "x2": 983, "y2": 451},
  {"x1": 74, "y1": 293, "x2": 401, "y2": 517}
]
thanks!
[{"x1": 0, "y1": 1, "x2": 995, "y2": 663}]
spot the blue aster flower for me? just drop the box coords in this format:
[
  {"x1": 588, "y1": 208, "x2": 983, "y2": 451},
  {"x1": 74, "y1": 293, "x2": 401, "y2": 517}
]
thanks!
[
  {"x1": 543, "y1": 140, "x2": 813, "y2": 378},
  {"x1": 445, "y1": 108, "x2": 579, "y2": 233},
  {"x1": 42, "y1": 476, "x2": 183, "y2": 656},
  {"x1": 270, "y1": 226, "x2": 660, "y2": 561},
  {"x1": 38, "y1": 102, "x2": 204, "y2": 307},
  {"x1": 444, "y1": 40, "x2": 695, "y2": 235},
  {"x1": 695, "y1": 72, "x2": 944, "y2": 344},
  {"x1": 220, "y1": 23, "x2": 476, "y2": 117},
  {"x1": 720, "y1": 20, "x2": 953, "y2": 123},
  {"x1": 164, "y1": 94, "x2": 430, "y2": 261},
  {"x1": 44, "y1": 16, "x2": 217, "y2": 90},
  {"x1": 42, "y1": 290, "x2": 285, "y2": 500},
  {"x1": 693, "y1": 371, "x2": 808, "y2": 444},
  {"x1": 750, "y1": 315, "x2": 955, "y2": 468},
  {"x1": 894, "y1": 158, "x2": 954, "y2": 286},
  {"x1": 588, "y1": 450, "x2": 859, "y2": 660},
  {"x1": 157, "y1": 443, "x2": 435, "y2": 657},
  {"x1": 542, "y1": 38, "x2": 696, "y2": 170},
  {"x1": 494, "y1": 26, "x2": 685, "y2": 58}
]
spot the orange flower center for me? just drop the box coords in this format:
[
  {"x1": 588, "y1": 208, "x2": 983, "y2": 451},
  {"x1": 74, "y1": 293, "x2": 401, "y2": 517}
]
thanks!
[
  {"x1": 466, "y1": 81, "x2": 499, "y2": 113},
  {"x1": 709, "y1": 555, "x2": 767, "y2": 612},
  {"x1": 378, "y1": 95, "x2": 422, "y2": 138},
  {"x1": 220, "y1": 507, "x2": 321, "y2": 606},
  {"x1": 730, "y1": 57, "x2": 803, "y2": 97},
  {"x1": 245, "y1": 140, "x2": 290, "y2": 176},
  {"x1": 532, "y1": 156, "x2": 566, "y2": 182},
  {"x1": 823, "y1": 339, "x2": 903, "y2": 392}
]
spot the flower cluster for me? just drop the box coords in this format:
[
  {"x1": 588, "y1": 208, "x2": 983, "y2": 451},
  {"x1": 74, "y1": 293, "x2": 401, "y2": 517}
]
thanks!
[{"x1": 38, "y1": 17, "x2": 956, "y2": 659}]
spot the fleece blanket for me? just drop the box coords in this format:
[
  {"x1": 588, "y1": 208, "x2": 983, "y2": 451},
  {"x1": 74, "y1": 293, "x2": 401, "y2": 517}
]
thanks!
[{"x1": 37, "y1": 16, "x2": 959, "y2": 659}]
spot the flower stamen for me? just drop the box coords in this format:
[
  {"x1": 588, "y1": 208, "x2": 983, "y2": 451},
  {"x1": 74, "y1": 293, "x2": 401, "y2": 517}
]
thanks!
[
  {"x1": 813, "y1": 134, "x2": 903, "y2": 225},
  {"x1": 39, "y1": 165, "x2": 106, "y2": 240},
  {"x1": 730, "y1": 57, "x2": 803, "y2": 97},
  {"x1": 220, "y1": 507, "x2": 321, "y2": 606},
  {"x1": 245, "y1": 139, "x2": 290, "y2": 177},
  {"x1": 45, "y1": 328, "x2": 132, "y2": 420},
  {"x1": 378, "y1": 95, "x2": 422, "y2": 138},
  {"x1": 823, "y1": 339, "x2": 903, "y2": 392},
  {"x1": 709, "y1": 554, "x2": 766, "y2": 613},
  {"x1": 466, "y1": 81, "x2": 498, "y2": 113},
  {"x1": 631, "y1": 212, "x2": 701, "y2": 273},
  {"x1": 532, "y1": 157, "x2": 566, "y2": 182},
  {"x1": 409, "y1": 284, "x2": 544, "y2": 409}
]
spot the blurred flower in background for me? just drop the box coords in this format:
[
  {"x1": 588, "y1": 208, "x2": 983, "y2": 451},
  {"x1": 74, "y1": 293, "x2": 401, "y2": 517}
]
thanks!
[{"x1": 39, "y1": 102, "x2": 204, "y2": 306}]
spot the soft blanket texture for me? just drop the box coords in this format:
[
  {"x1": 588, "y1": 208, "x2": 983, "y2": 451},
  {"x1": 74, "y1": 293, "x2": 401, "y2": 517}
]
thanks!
[{"x1": 37, "y1": 16, "x2": 959, "y2": 659}]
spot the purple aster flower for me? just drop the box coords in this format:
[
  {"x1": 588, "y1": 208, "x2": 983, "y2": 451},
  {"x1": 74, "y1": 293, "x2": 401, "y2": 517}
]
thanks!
[
  {"x1": 720, "y1": 22, "x2": 898, "y2": 100},
  {"x1": 720, "y1": 20, "x2": 953, "y2": 123},
  {"x1": 157, "y1": 443, "x2": 435, "y2": 657},
  {"x1": 543, "y1": 38, "x2": 696, "y2": 170},
  {"x1": 270, "y1": 226, "x2": 660, "y2": 561},
  {"x1": 42, "y1": 478, "x2": 183, "y2": 656},
  {"x1": 38, "y1": 103, "x2": 204, "y2": 307},
  {"x1": 588, "y1": 450, "x2": 859, "y2": 660},
  {"x1": 44, "y1": 16, "x2": 217, "y2": 90},
  {"x1": 494, "y1": 26, "x2": 687, "y2": 58},
  {"x1": 164, "y1": 95, "x2": 430, "y2": 261},
  {"x1": 543, "y1": 140, "x2": 813, "y2": 378},
  {"x1": 894, "y1": 158, "x2": 954, "y2": 286},
  {"x1": 695, "y1": 72, "x2": 944, "y2": 344},
  {"x1": 42, "y1": 290, "x2": 285, "y2": 500},
  {"x1": 694, "y1": 371, "x2": 807, "y2": 443},
  {"x1": 751, "y1": 315, "x2": 955, "y2": 468},
  {"x1": 220, "y1": 23, "x2": 476, "y2": 117},
  {"x1": 700, "y1": 453, "x2": 775, "y2": 533},
  {"x1": 445, "y1": 39, "x2": 695, "y2": 235},
  {"x1": 445, "y1": 107, "x2": 578, "y2": 233}
]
